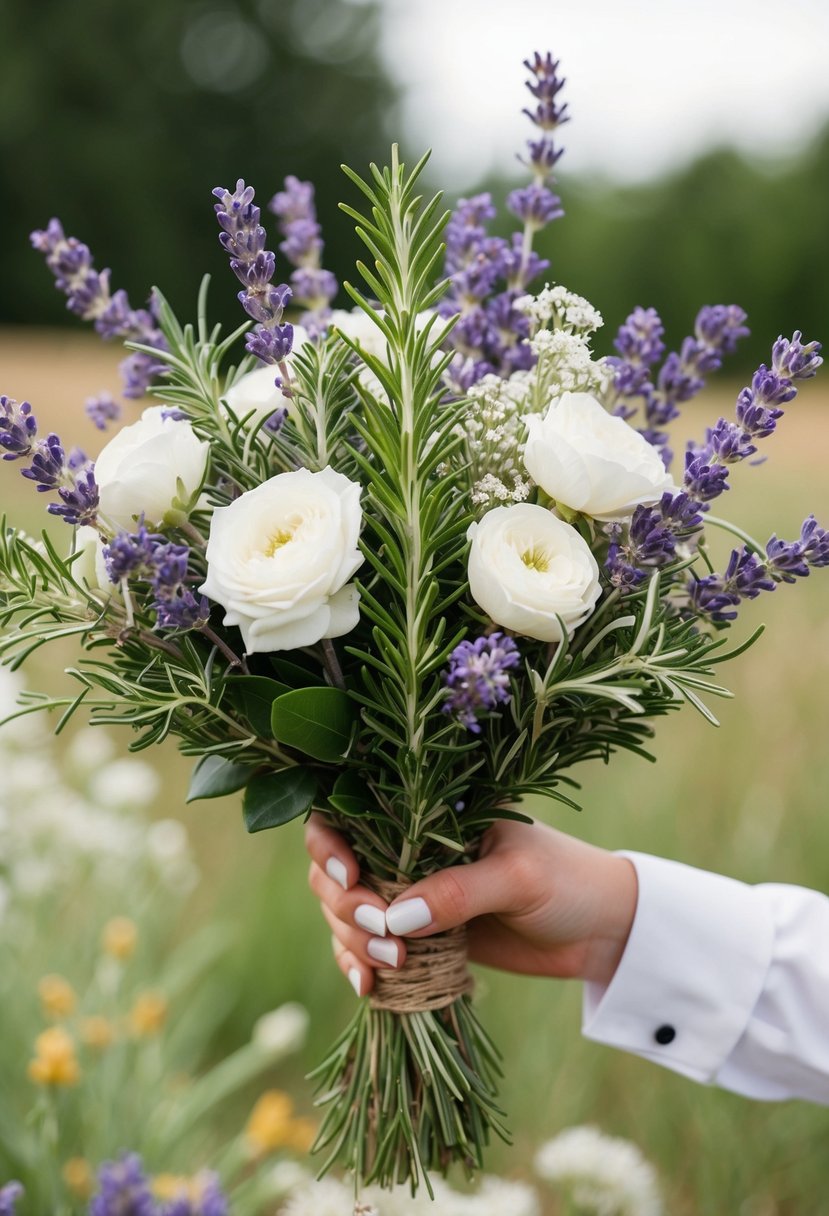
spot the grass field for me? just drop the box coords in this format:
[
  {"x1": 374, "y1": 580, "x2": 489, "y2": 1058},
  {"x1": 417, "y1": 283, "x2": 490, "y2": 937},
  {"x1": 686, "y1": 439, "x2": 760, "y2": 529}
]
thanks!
[{"x1": 2, "y1": 327, "x2": 829, "y2": 1213}]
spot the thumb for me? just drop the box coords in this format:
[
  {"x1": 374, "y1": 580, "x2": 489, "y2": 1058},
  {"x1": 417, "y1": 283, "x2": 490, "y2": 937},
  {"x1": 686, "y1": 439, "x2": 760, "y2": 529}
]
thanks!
[{"x1": 385, "y1": 853, "x2": 521, "y2": 938}]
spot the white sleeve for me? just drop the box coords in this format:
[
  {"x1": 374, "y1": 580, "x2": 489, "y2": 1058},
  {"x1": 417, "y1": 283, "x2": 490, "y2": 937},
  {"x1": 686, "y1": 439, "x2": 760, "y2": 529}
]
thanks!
[{"x1": 581, "y1": 851, "x2": 829, "y2": 1104}]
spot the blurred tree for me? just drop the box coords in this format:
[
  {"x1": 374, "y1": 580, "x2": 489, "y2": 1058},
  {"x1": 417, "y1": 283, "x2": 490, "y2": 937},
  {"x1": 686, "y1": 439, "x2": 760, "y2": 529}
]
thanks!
[{"x1": 0, "y1": 0, "x2": 395, "y2": 332}]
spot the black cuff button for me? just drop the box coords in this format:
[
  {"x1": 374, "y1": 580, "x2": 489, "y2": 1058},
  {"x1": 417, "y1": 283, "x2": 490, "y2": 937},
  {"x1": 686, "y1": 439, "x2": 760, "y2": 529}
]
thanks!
[{"x1": 654, "y1": 1024, "x2": 676, "y2": 1045}]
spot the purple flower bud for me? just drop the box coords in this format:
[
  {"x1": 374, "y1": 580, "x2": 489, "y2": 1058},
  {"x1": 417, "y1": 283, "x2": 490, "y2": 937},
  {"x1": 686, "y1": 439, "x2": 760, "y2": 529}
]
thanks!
[
  {"x1": 85, "y1": 392, "x2": 121, "y2": 431},
  {"x1": 442, "y1": 633, "x2": 521, "y2": 732},
  {"x1": 507, "y1": 184, "x2": 563, "y2": 227},
  {"x1": 90, "y1": 1153, "x2": 155, "y2": 1216},
  {"x1": 0, "y1": 1183, "x2": 23, "y2": 1216},
  {"x1": 0, "y1": 396, "x2": 38, "y2": 460},
  {"x1": 772, "y1": 331, "x2": 822, "y2": 380}
]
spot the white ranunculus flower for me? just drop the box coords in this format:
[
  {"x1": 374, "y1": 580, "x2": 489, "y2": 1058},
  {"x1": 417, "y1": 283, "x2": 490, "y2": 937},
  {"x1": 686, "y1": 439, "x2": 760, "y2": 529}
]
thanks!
[
  {"x1": 221, "y1": 326, "x2": 310, "y2": 430},
  {"x1": 467, "y1": 503, "x2": 601, "y2": 643},
  {"x1": 523, "y1": 391, "x2": 674, "y2": 520},
  {"x1": 70, "y1": 525, "x2": 110, "y2": 590},
  {"x1": 200, "y1": 466, "x2": 363, "y2": 653},
  {"x1": 94, "y1": 406, "x2": 209, "y2": 530}
]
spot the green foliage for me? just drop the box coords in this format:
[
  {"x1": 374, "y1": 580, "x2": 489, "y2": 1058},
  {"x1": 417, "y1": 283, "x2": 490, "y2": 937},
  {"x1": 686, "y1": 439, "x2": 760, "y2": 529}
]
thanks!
[
  {"x1": 242, "y1": 767, "x2": 317, "y2": 833},
  {"x1": 186, "y1": 754, "x2": 255, "y2": 802},
  {"x1": 269, "y1": 687, "x2": 357, "y2": 763}
]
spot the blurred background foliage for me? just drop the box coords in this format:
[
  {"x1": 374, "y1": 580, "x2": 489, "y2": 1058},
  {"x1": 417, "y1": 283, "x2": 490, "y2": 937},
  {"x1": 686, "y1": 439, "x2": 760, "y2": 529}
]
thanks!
[{"x1": 1, "y1": 0, "x2": 827, "y2": 370}]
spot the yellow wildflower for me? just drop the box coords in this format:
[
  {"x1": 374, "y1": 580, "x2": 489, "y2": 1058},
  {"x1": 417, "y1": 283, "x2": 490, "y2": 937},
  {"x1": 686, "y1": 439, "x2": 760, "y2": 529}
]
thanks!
[
  {"x1": 28, "y1": 1027, "x2": 81, "y2": 1087},
  {"x1": 38, "y1": 974, "x2": 77, "y2": 1020},
  {"x1": 128, "y1": 991, "x2": 168, "y2": 1037},
  {"x1": 245, "y1": 1090, "x2": 295, "y2": 1154},
  {"x1": 102, "y1": 917, "x2": 138, "y2": 960},
  {"x1": 152, "y1": 1175, "x2": 196, "y2": 1202},
  {"x1": 287, "y1": 1116, "x2": 317, "y2": 1154},
  {"x1": 80, "y1": 1015, "x2": 116, "y2": 1051},
  {"x1": 62, "y1": 1158, "x2": 94, "y2": 1200}
]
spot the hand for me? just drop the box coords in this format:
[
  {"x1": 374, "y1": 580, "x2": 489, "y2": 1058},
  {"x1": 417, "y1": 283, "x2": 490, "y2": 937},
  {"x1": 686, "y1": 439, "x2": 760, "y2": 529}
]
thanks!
[{"x1": 305, "y1": 814, "x2": 638, "y2": 998}]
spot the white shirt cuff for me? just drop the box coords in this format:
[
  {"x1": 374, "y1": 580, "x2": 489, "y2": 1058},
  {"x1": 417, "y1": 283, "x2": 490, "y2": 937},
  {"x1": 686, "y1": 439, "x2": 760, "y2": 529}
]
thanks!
[{"x1": 582, "y1": 851, "x2": 775, "y2": 1083}]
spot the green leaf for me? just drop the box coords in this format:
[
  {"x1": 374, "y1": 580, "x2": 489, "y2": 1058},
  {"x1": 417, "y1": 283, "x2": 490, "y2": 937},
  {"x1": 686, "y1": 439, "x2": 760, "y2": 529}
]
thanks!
[
  {"x1": 328, "y1": 770, "x2": 369, "y2": 817},
  {"x1": 186, "y1": 755, "x2": 255, "y2": 803},
  {"x1": 225, "y1": 675, "x2": 290, "y2": 737},
  {"x1": 270, "y1": 656, "x2": 326, "y2": 687},
  {"x1": 270, "y1": 687, "x2": 358, "y2": 762},
  {"x1": 242, "y1": 768, "x2": 317, "y2": 833}
]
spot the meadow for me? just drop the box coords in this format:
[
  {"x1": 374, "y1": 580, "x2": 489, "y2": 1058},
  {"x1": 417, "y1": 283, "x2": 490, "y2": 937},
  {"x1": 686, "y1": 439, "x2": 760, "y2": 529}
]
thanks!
[{"x1": 2, "y1": 326, "x2": 828, "y2": 1214}]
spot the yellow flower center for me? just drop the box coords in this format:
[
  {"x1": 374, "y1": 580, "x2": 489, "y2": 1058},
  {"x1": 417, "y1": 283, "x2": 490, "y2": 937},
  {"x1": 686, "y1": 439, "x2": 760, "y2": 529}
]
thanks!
[
  {"x1": 264, "y1": 526, "x2": 295, "y2": 557},
  {"x1": 520, "y1": 545, "x2": 550, "y2": 572}
]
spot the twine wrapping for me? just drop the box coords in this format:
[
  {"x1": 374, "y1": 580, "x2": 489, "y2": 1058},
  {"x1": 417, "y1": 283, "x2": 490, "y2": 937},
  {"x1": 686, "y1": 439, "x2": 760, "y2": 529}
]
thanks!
[{"x1": 366, "y1": 878, "x2": 474, "y2": 1013}]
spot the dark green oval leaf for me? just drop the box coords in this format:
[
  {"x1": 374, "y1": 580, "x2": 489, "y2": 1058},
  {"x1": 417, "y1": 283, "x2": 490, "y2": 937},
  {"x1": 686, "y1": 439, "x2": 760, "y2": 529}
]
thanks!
[
  {"x1": 270, "y1": 687, "x2": 358, "y2": 762},
  {"x1": 186, "y1": 755, "x2": 255, "y2": 803},
  {"x1": 270, "y1": 656, "x2": 326, "y2": 687},
  {"x1": 225, "y1": 675, "x2": 290, "y2": 738},
  {"x1": 327, "y1": 769, "x2": 369, "y2": 817},
  {"x1": 242, "y1": 767, "x2": 317, "y2": 833}
]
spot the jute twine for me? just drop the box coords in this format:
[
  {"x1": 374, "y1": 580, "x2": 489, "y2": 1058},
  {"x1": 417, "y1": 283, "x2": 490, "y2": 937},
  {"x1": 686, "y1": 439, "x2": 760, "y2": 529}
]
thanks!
[{"x1": 366, "y1": 878, "x2": 474, "y2": 1013}]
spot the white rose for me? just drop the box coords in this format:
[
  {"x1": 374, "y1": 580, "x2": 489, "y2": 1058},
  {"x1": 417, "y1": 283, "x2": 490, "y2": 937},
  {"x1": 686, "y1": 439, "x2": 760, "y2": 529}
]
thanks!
[
  {"x1": 94, "y1": 406, "x2": 209, "y2": 530},
  {"x1": 467, "y1": 503, "x2": 601, "y2": 642},
  {"x1": 523, "y1": 391, "x2": 674, "y2": 520},
  {"x1": 200, "y1": 465, "x2": 363, "y2": 653},
  {"x1": 221, "y1": 326, "x2": 309, "y2": 430}
]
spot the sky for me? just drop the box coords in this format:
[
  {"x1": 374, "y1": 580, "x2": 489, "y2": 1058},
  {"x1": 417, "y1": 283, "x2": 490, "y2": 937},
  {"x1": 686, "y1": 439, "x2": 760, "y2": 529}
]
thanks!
[{"x1": 371, "y1": 0, "x2": 829, "y2": 186}]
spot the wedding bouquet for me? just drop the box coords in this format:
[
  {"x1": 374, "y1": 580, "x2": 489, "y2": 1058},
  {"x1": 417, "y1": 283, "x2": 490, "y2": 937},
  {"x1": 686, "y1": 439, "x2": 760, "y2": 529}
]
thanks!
[{"x1": 1, "y1": 49, "x2": 826, "y2": 1200}]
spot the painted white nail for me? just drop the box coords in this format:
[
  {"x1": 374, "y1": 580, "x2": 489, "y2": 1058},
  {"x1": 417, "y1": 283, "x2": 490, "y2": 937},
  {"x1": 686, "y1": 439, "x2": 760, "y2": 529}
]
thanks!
[
  {"x1": 326, "y1": 856, "x2": 349, "y2": 890},
  {"x1": 348, "y1": 967, "x2": 362, "y2": 997},
  {"x1": 386, "y1": 898, "x2": 432, "y2": 936},
  {"x1": 355, "y1": 904, "x2": 387, "y2": 936},
  {"x1": 367, "y1": 937, "x2": 399, "y2": 967}
]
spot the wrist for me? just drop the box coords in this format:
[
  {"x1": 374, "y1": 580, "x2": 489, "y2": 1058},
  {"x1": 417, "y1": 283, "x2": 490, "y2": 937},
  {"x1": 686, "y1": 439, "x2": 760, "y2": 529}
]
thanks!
[{"x1": 582, "y1": 855, "x2": 638, "y2": 986}]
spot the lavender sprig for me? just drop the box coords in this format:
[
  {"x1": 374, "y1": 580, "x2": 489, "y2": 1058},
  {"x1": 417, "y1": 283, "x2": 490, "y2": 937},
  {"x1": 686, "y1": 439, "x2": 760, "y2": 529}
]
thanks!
[
  {"x1": 90, "y1": 1154, "x2": 155, "y2": 1216},
  {"x1": 442, "y1": 633, "x2": 520, "y2": 733},
  {"x1": 441, "y1": 50, "x2": 568, "y2": 386},
  {"x1": 103, "y1": 526, "x2": 210, "y2": 632},
  {"x1": 213, "y1": 180, "x2": 294, "y2": 367},
  {"x1": 0, "y1": 398, "x2": 99, "y2": 526},
  {"x1": 605, "y1": 492, "x2": 704, "y2": 590},
  {"x1": 30, "y1": 220, "x2": 167, "y2": 398},
  {"x1": 85, "y1": 392, "x2": 121, "y2": 432},
  {"x1": 608, "y1": 304, "x2": 749, "y2": 466},
  {"x1": 269, "y1": 175, "x2": 338, "y2": 335},
  {"x1": 684, "y1": 331, "x2": 822, "y2": 504},
  {"x1": 0, "y1": 1183, "x2": 23, "y2": 1216}
]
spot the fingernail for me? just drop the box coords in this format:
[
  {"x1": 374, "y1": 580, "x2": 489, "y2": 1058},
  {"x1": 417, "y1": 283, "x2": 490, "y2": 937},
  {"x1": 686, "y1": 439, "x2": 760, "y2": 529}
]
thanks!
[
  {"x1": 326, "y1": 857, "x2": 349, "y2": 890},
  {"x1": 367, "y1": 937, "x2": 399, "y2": 967},
  {"x1": 386, "y1": 898, "x2": 432, "y2": 936},
  {"x1": 348, "y1": 967, "x2": 362, "y2": 997},
  {"x1": 355, "y1": 904, "x2": 387, "y2": 936}
]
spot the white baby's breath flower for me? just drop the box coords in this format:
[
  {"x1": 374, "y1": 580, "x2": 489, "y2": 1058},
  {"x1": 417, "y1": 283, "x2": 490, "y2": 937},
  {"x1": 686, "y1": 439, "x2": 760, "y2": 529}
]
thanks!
[
  {"x1": 253, "y1": 1002, "x2": 309, "y2": 1057},
  {"x1": 65, "y1": 727, "x2": 116, "y2": 776},
  {"x1": 467, "y1": 504, "x2": 601, "y2": 642},
  {"x1": 265, "y1": 1161, "x2": 312, "y2": 1200},
  {"x1": 200, "y1": 465, "x2": 363, "y2": 653},
  {"x1": 88, "y1": 759, "x2": 162, "y2": 811},
  {"x1": 534, "y1": 1125, "x2": 663, "y2": 1216},
  {"x1": 95, "y1": 406, "x2": 209, "y2": 529},
  {"x1": 279, "y1": 1178, "x2": 353, "y2": 1216},
  {"x1": 523, "y1": 391, "x2": 674, "y2": 520}
]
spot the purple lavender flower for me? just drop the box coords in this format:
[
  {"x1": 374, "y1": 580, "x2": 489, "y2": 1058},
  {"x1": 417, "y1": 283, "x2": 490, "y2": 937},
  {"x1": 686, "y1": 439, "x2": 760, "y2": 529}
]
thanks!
[
  {"x1": 213, "y1": 180, "x2": 294, "y2": 368},
  {"x1": 103, "y1": 527, "x2": 209, "y2": 631},
  {"x1": 766, "y1": 516, "x2": 829, "y2": 581},
  {"x1": 443, "y1": 633, "x2": 520, "y2": 733},
  {"x1": 684, "y1": 330, "x2": 822, "y2": 505},
  {"x1": 0, "y1": 1183, "x2": 23, "y2": 1216},
  {"x1": 0, "y1": 396, "x2": 38, "y2": 460},
  {"x1": 441, "y1": 51, "x2": 568, "y2": 384},
  {"x1": 688, "y1": 547, "x2": 777, "y2": 622},
  {"x1": 90, "y1": 1154, "x2": 155, "y2": 1216},
  {"x1": 86, "y1": 392, "x2": 122, "y2": 432},
  {"x1": 30, "y1": 221, "x2": 167, "y2": 398},
  {"x1": 606, "y1": 491, "x2": 704, "y2": 589},
  {"x1": 103, "y1": 523, "x2": 166, "y2": 583},
  {"x1": 160, "y1": 1174, "x2": 229, "y2": 1216}
]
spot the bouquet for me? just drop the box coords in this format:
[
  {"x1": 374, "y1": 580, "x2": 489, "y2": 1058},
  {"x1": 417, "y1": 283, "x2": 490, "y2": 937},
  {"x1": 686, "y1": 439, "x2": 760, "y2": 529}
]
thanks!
[{"x1": 1, "y1": 49, "x2": 827, "y2": 1201}]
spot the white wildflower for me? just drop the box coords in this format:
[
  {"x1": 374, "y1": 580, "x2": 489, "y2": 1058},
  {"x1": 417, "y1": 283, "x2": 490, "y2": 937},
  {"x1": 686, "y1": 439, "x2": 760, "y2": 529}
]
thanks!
[
  {"x1": 253, "y1": 1002, "x2": 309, "y2": 1057},
  {"x1": 279, "y1": 1178, "x2": 354, "y2": 1216},
  {"x1": 534, "y1": 1125, "x2": 663, "y2": 1216},
  {"x1": 64, "y1": 727, "x2": 116, "y2": 775},
  {"x1": 88, "y1": 759, "x2": 162, "y2": 811},
  {"x1": 264, "y1": 1160, "x2": 312, "y2": 1198}
]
